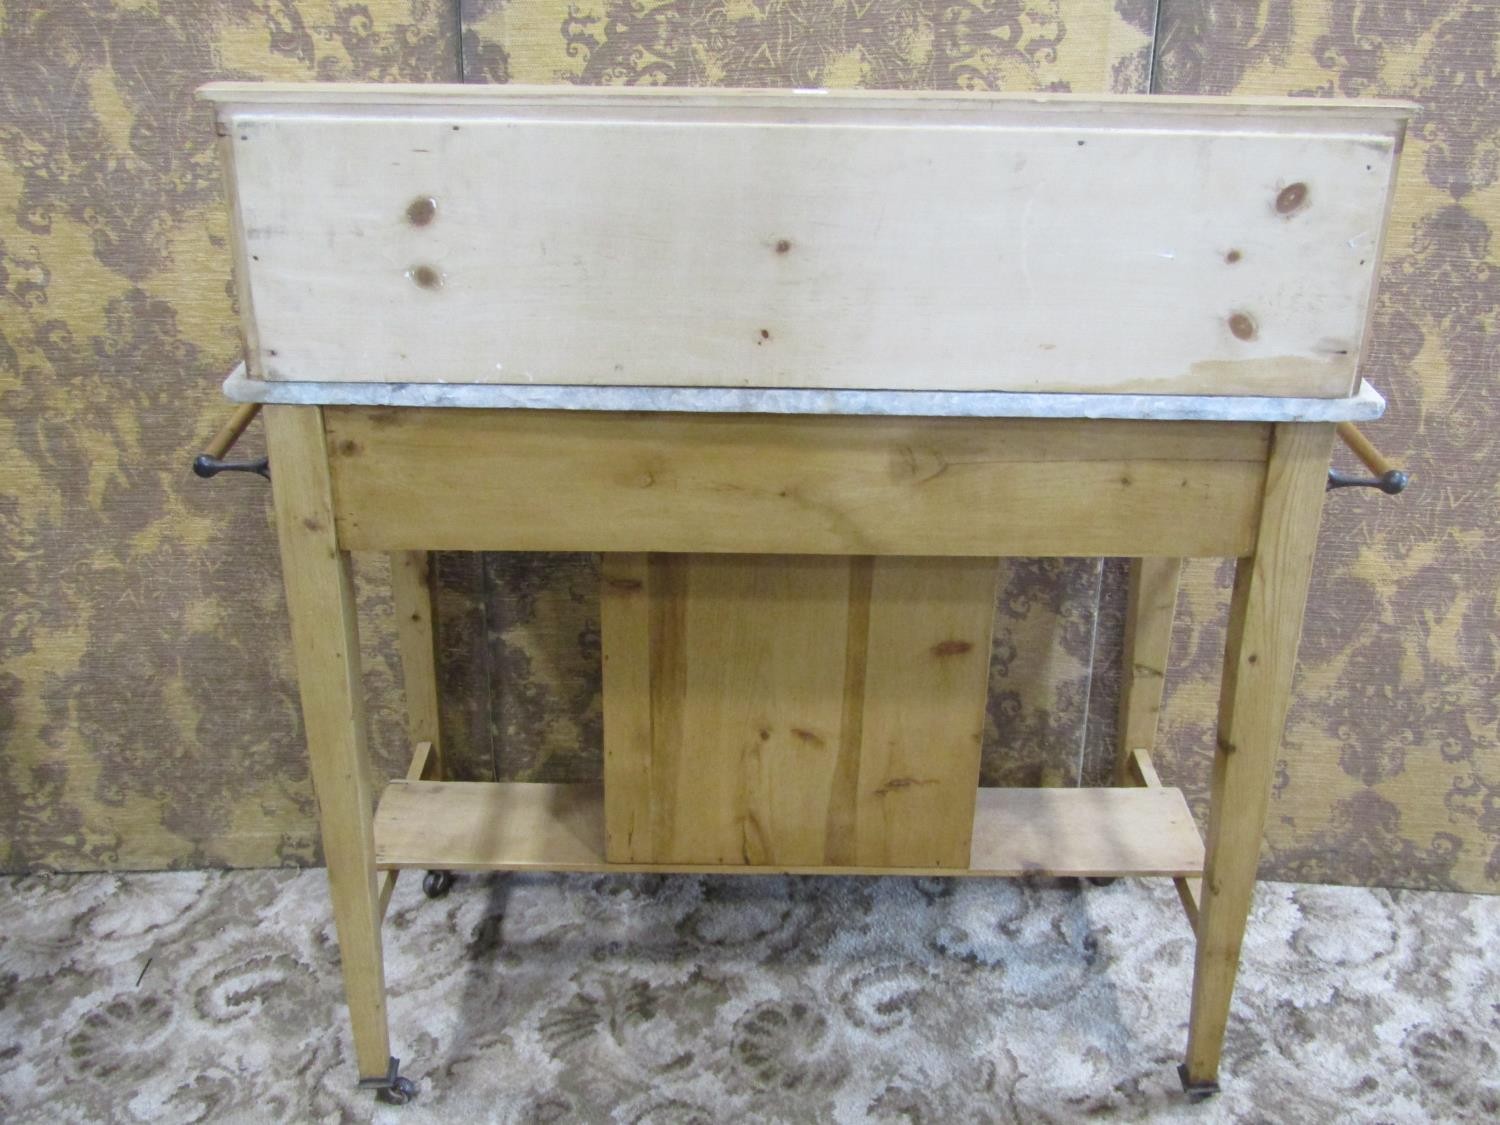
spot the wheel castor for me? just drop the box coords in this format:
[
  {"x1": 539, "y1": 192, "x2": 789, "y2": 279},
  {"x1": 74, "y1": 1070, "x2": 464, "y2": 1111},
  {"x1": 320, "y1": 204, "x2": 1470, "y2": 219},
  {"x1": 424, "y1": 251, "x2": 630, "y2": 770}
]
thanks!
[
  {"x1": 359, "y1": 1058, "x2": 418, "y2": 1105},
  {"x1": 377, "y1": 1075, "x2": 418, "y2": 1105},
  {"x1": 422, "y1": 869, "x2": 455, "y2": 899}
]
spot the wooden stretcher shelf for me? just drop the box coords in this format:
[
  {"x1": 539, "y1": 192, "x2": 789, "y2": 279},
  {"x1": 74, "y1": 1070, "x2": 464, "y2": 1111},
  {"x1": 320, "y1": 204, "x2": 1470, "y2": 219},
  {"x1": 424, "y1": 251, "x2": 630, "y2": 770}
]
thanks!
[{"x1": 373, "y1": 778, "x2": 1206, "y2": 879}]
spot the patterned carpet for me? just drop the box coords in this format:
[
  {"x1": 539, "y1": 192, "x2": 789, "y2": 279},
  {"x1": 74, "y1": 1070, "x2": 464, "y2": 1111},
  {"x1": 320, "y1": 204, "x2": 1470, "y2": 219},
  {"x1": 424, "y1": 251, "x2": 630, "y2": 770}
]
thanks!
[{"x1": 0, "y1": 870, "x2": 1495, "y2": 1123}]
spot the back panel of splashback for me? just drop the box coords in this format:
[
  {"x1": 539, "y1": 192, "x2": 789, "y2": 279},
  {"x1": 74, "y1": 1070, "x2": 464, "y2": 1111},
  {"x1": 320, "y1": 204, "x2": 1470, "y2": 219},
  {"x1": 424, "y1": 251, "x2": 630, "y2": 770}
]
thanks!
[{"x1": 204, "y1": 84, "x2": 1409, "y2": 397}]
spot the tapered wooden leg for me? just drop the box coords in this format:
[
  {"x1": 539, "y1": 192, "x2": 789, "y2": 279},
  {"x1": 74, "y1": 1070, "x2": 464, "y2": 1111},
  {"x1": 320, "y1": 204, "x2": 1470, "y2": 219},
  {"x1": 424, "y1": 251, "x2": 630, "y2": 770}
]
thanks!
[
  {"x1": 1114, "y1": 556, "x2": 1184, "y2": 785},
  {"x1": 390, "y1": 551, "x2": 443, "y2": 779},
  {"x1": 267, "y1": 405, "x2": 392, "y2": 1083},
  {"x1": 1182, "y1": 422, "x2": 1334, "y2": 1095}
]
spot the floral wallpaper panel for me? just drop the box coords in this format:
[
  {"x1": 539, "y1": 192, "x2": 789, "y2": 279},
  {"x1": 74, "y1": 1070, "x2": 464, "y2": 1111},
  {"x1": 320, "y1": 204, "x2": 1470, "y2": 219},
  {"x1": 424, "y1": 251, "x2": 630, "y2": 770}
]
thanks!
[
  {"x1": 0, "y1": 1, "x2": 477, "y2": 872},
  {"x1": 1146, "y1": 0, "x2": 1500, "y2": 891}
]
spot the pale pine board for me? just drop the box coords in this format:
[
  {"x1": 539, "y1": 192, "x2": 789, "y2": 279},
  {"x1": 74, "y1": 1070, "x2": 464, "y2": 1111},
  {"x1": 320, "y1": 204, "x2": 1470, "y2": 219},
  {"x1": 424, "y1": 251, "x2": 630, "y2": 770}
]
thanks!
[
  {"x1": 203, "y1": 84, "x2": 1410, "y2": 397},
  {"x1": 600, "y1": 554, "x2": 997, "y2": 867},
  {"x1": 853, "y1": 557, "x2": 997, "y2": 867},
  {"x1": 1186, "y1": 423, "x2": 1335, "y2": 1082},
  {"x1": 264, "y1": 406, "x2": 391, "y2": 1078},
  {"x1": 373, "y1": 780, "x2": 1205, "y2": 878},
  {"x1": 1114, "y1": 556, "x2": 1185, "y2": 783},
  {"x1": 323, "y1": 408, "x2": 1269, "y2": 557}
]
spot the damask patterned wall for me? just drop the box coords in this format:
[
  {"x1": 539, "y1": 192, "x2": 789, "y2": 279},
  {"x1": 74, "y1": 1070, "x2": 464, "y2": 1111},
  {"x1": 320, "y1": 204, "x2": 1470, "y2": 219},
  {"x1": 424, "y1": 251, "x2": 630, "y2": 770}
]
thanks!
[
  {"x1": 2, "y1": 1, "x2": 1495, "y2": 891},
  {"x1": 0, "y1": 1, "x2": 474, "y2": 871},
  {"x1": 1144, "y1": 1, "x2": 1500, "y2": 891}
]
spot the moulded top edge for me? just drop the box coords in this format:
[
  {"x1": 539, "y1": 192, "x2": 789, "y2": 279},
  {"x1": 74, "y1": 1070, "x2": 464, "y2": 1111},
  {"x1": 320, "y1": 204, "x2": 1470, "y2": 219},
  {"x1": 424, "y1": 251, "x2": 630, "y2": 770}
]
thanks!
[{"x1": 197, "y1": 81, "x2": 1419, "y2": 119}]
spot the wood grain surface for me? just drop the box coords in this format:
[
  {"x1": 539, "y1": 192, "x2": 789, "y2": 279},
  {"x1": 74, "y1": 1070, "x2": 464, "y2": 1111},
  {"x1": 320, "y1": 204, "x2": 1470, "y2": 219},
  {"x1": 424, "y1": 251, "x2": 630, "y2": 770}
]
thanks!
[
  {"x1": 601, "y1": 554, "x2": 997, "y2": 867},
  {"x1": 325, "y1": 408, "x2": 1268, "y2": 557},
  {"x1": 206, "y1": 83, "x2": 1407, "y2": 397},
  {"x1": 374, "y1": 779, "x2": 1206, "y2": 878}
]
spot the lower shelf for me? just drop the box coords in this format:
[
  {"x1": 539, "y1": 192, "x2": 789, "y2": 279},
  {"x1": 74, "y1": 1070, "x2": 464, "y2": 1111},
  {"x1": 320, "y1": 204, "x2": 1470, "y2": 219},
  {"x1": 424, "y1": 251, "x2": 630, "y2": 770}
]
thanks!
[{"x1": 373, "y1": 780, "x2": 1204, "y2": 878}]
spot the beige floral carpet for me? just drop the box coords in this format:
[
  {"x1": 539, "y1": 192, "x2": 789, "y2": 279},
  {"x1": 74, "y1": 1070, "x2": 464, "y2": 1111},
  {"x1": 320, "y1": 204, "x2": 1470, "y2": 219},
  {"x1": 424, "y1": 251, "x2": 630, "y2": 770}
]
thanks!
[{"x1": 0, "y1": 870, "x2": 1495, "y2": 1123}]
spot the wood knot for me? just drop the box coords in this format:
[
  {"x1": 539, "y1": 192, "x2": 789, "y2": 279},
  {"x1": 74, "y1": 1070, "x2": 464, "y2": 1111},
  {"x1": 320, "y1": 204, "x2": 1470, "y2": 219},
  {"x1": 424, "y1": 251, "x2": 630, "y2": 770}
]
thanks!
[
  {"x1": 774, "y1": 238, "x2": 792, "y2": 254},
  {"x1": 931, "y1": 639, "x2": 973, "y2": 657},
  {"x1": 1228, "y1": 312, "x2": 1257, "y2": 341},
  {"x1": 405, "y1": 196, "x2": 437, "y2": 226},
  {"x1": 408, "y1": 264, "x2": 443, "y2": 290},
  {"x1": 874, "y1": 776, "x2": 938, "y2": 797},
  {"x1": 1275, "y1": 182, "x2": 1308, "y2": 215}
]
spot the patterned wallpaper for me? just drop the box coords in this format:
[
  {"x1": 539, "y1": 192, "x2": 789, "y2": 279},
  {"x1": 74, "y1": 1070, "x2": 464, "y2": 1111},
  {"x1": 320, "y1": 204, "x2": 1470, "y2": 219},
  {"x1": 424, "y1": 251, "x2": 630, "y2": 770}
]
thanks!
[
  {"x1": 0, "y1": 1, "x2": 469, "y2": 871},
  {"x1": 1144, "y1": 0, "x2": 1500, "y2": 891},
  {"x1": 1, "y1": 1, "x2": 1495, "y2": 891}
]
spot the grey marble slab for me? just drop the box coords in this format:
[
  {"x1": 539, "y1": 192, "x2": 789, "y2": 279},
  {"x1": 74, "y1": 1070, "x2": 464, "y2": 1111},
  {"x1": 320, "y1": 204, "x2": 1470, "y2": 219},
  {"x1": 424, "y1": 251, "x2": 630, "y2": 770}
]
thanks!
[{"x1": 223, "y1": 365, "x2": 1385, "y2": 423}]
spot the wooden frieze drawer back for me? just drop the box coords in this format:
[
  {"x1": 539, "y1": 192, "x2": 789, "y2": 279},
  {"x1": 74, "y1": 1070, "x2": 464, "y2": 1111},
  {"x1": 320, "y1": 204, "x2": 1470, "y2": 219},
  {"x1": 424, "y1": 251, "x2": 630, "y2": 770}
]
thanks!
[{"x1": 201, "y1": 83, "x2": 1411, "y2": 398}]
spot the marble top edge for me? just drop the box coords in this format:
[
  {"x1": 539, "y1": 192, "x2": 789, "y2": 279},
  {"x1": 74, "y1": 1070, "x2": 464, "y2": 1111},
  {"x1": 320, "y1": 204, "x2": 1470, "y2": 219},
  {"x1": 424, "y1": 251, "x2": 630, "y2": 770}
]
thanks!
[{"x1": 222, "y1": 367, "x2": 1386, "y2": 423}]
